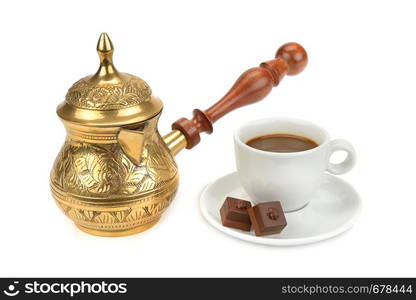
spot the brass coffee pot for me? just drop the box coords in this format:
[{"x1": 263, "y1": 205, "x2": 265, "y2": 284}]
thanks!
[{"x1": 50, "y1": 33, "x2": 308, "y2": 236}]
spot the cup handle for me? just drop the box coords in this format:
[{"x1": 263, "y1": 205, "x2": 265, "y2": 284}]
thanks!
[{"x1": 327, "y1": 139, "x2": 357, "y2": 175}]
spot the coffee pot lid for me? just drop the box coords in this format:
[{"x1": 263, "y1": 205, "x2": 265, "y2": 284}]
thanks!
[{"x1": 57, "y1": 33, "x2": 163, "y2": 127}]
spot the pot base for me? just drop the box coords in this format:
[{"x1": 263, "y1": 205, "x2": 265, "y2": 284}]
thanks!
[{"x1": 75, "y1": 217, "x2": 161, "y2": 237}]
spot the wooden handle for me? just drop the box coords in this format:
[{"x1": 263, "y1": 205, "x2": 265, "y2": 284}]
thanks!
[{"x1": 172, "y1": 42, "x2": 308, "y2": 149}]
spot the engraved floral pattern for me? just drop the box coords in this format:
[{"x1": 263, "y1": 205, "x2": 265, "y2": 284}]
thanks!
[
  {"x1": 65, "y1": 76, "x2": 152, "y2": 110},
  {"x1": 50, "y1": 131, "x2": 179, "y2": 231},
  {"x1": 51, "y1": 135, "x2": 177, "y2": 198}
]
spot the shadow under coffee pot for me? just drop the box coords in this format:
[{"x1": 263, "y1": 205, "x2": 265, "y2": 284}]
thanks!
[{"x1": 50, "y1": 33, "x2": 308, "y2": 236}]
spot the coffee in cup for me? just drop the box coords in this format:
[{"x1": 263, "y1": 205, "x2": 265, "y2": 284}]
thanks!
[{"x1": 246, "y1": 134, "x2": 318, "y2": 153}]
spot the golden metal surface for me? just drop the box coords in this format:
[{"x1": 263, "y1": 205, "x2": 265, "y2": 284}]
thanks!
[
  {"x1": 163, "y1": 130, "x2": 187, "y2": 156},
  {"x1": 57, "y1": 33, "x2": 163, "y2": 126},
  {"x1": 76, "y1": 217, "x2": 160, "y2": 237},
  {"x1": 50, "y1": 33, "x2": 185, "y2": 236},
  {"x1": 117, "y1": 128, "x2": 145, "y2": 165}
]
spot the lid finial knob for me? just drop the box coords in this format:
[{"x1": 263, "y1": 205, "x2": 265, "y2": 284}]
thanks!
[{"x1": 96, "y1": 32, "x2": 117, "y2": 76}]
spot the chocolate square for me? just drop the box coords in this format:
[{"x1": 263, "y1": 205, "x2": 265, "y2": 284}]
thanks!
[
  {"x1": 220, "y1": 197, "x2": 252, "y2": 231},
  {"x1": 247, "y1": 201, "x2": 286, "y2": 236}
]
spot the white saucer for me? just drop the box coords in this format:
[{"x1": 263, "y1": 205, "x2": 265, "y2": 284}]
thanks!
[{"x1": 200, "y1": 172, "x2": 362, "y2": 246}]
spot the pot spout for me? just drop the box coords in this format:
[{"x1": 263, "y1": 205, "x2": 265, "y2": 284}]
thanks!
[{"x1": 163, "y1": 130, "x2": 187, "y2": 156}]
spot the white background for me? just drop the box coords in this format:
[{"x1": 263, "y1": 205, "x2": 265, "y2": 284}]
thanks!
[{"x1": 0, "y1": 0, "x2": 415, "y2": 277}]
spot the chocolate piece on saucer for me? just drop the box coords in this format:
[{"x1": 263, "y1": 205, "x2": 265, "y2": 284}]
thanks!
[
  {"x1": 247, "y1": 201, "x2": 287, "y2": 236},
  {"x1": 220, "y1": 197, "x2": 252, "y2": 231}
]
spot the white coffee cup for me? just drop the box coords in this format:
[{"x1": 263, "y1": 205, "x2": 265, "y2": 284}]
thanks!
[{"x1": 234, "y1": 118, "x2": 356, "y2": 212}]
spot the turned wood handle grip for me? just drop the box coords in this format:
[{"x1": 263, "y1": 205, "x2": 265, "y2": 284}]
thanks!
[{"x1": 172, "y1": 42, "x2": 308, "y2": 149}]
